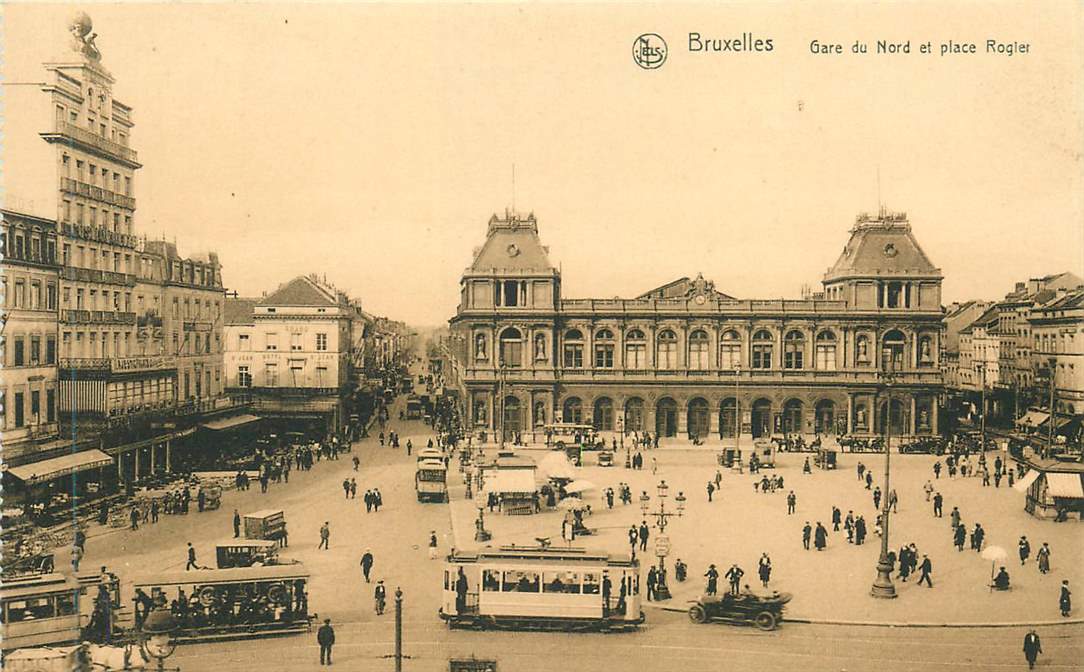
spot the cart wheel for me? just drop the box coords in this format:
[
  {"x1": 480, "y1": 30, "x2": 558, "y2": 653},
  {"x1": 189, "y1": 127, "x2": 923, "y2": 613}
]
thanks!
[
  {"x1": 754, "y1": 610, "x2": 777, "y2": 631},
  {"x1": 688, "y1": 604, "x2": 708, "y2": 624}
]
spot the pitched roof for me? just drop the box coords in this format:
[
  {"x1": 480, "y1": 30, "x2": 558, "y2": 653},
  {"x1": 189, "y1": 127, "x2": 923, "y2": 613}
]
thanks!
[
  {"x1": 825, "y1": 213, "x2": 941, "y2": 281},
  {"x1": 466, "y1": 211, "x2": 556, "y2": 275},
  {"x1": 636, "y1": 273, "x2": 738, "y2": 301},
  {"x1": 224, "y1": 297, "x2": 257, "y2": 325},
  {"x1": 258, "y1": 276, "x2": 341, "y2": 307}
]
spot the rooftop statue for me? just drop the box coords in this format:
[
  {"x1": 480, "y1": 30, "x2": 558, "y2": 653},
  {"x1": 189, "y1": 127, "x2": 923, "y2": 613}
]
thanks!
[{"x1": 69, "y1": 12, "x2": 102, "y2": 62}]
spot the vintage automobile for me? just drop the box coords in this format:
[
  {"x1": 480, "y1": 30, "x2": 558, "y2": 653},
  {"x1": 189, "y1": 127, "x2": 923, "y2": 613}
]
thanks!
[
  {"x1": 687, "y1": 591, "x2": 792, "y2": 631},
  {"x1": 597, "y1": 450, "x2": 614, "y2": 467}
]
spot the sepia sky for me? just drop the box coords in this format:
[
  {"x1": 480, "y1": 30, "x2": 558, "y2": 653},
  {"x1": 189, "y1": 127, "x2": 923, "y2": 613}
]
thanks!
[{"x1": 4, "y1": 2, "x2": 1082, "y2": 327}]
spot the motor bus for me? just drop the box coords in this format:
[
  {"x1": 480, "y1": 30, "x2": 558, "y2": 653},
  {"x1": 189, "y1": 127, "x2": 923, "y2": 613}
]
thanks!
[
  {"x1": 1, "y1": 573, "x2": 84, "y2": 651},
  {"x1": 406, "y1": 397, "x2": 425, "y2": 420},
  {"x1": 132, "y1": 564, "x2": 312, "y2": 642},
  {"x1": 543, "y1": 424, "x2": 599, "y2": 449},
  {"x1": 439, "y1": 545, "x2": 643, "y2": 632},
  {"x1": 416, "y1": 459, "x2": 448, "y2": 502}
]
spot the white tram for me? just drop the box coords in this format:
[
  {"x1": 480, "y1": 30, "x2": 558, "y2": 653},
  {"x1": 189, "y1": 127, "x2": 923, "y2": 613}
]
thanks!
[{"x1": 439, "y1": 546, "x2": 643, "y2": 631}]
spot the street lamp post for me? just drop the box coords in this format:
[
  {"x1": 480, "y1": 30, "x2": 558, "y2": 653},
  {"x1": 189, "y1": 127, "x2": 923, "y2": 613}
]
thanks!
[
  {"x1": 647, "y1": 480, "x2": 685, "y2": 600},
  {"x1": 140, "y1": 607, "x2": 179, "y2": 672},
  {"x1": 870, "y1": 364, "x2": 898, "y2": 599},
  {"x1": 978, "y1": 361, "x2": 987, "y2": 452},
  {"x1": 734, "y1": 365, "x2": 742, "y2": 454}
]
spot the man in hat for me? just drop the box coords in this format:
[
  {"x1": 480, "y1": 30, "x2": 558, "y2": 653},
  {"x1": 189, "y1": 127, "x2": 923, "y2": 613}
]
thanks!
[
  {"x1": 360, "y1": 549, "x2": 374, "y2": 582},
  {"x1": 1060, "y1": 580, "x2": 1072, "y2": 617},
  {"x1": 704, "y1": 564, "x2": 719, "y2": 595},
  {"x1": 317, "y1": 618, "x2": 335, "y2": 665},
  {"x1": 725, "y1": 564, "x2": 744, "y2": 596},
  {"x1": 319, "y1": 522, "x2": 330, "y2": 550},
  {"x1": 1022, "y1": 630, "x2": 1042, "y2": 669},
  {"x1": 428, "y1": 531, "x2": 439, "y2": 560},
  {"x1": 1018, "y1": 536, "x2": 1031, "y2": 565},
  {"x1": 374, "y1": 580, "x2": 387, "y2": 615}
]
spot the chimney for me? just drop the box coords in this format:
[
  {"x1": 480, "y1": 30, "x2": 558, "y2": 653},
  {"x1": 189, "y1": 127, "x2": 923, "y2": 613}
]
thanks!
[{"x1": 1015, "y1": 282, "x2": 1025, "y2": 293}]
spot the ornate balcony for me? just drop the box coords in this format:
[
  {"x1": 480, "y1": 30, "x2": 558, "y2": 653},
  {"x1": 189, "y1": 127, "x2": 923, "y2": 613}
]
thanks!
[
  {"x1": 60, "y1": 221, "x2": 138, "y2": 248},
  {"x1": 61, "y1": 309, "x2": 137, "y2": 325},
  {"x1": 60, "y1": 266, "x2": 137, "y2": 287},
  {"x1": 41, "y1": 121, "x2": 140, "y2": 166}
]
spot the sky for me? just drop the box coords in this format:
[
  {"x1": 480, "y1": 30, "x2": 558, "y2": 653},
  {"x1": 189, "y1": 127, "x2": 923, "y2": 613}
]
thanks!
[{"x1": 3, "y1": 2, "x2": 1082, "y2": 326}]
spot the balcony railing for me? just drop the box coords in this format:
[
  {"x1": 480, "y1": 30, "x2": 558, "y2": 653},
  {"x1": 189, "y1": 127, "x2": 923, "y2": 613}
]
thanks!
[
  {"x1": 138, "y1": 314, "x2": 164, "y2": 328},
  {"x1": 61, "y1": 309, "x2": 137, "y2": 325},
  {"x1": 60, "y1": 177, "x2": 136, "y2": 210},
  {"x1": 183, "y1": 320, "x2": 213, "y2": 332},
  {"x1": 60, "y1": 266, "x2": 137, "y2": 286},
  {"x1": 47, "y1": 121, "x2": 139, "y2": 164}
]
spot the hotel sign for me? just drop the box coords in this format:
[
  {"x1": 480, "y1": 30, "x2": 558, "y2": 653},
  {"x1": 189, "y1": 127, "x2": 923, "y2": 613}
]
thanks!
[{"x1": 112, "y1": 356, "x2": 177, "y2": 373}]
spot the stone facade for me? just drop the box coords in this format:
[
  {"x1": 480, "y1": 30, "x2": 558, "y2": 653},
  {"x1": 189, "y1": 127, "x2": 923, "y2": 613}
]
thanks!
[{"x1": 449, "y1": 209, "x2": 945, "y2": 441}]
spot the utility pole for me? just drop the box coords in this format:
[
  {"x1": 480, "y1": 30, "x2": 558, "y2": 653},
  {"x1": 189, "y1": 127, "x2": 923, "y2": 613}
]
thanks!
[
  {"x1": 1047, "y1": 357, "x2": 1056, "y2": 459},
  {"x1": 394, "y1": 587, "x2": 404, "y2": 672},
  {"x1": 871, "y1": 363, "x2": 897, "y2": 599},
  {"x1": 979, "y1": 361, "x2": 987, "y2": 451}
]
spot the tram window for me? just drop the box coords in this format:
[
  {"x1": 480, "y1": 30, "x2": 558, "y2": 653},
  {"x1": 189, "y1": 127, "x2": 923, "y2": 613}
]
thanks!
[
  {"x1": 582, "y1": 572, "x2": 601, "y2": 595},
  {"x1": 482, "y1": 570, "x2": 501, "y2": 592},
  {"x1": 543, "y1": 571, "x2": 581, "y2": 594},
  {"x1": 501, "y1": 570, "x2": 540, "y2": 593},
  {"x1": 55, "y1": 592, "x2": 77, "y2": 617}
]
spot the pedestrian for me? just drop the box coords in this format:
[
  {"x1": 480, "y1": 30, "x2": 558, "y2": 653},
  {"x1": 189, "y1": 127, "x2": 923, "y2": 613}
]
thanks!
[
  {"x1": 950, "y1": 506, "x2": 961, "y2": 529},
  {"x1": 802, "y1": 522, "x2": 812, "y2": 550},
  {"x1": 374, "y1": 580, "x2": 387, "y2": 615},
  {"x1": 129, "y1": 507, "x2": 140, "y2": 531},
  {"x1": 933, "y1": 461, "x2": 942, "y2": 479},
  {"x1": 185, "y1": 542, "x2": 198, "y2": 571},
  {"x1": 365, "y1": 490, "x2": 373, "y2": 513},
  {"x1": 71, "y1": 543, "x2": 84, "y2": 572},
  {"x1": 917, "y1": 552, "x2": 933, "y2": 586},
  {"x1": 197, "y1": 489, "x2": 206, "y2": 512},
  {"x1": 845, "y1": 511, "x2": 855, "y2": 543},
  {"x1": 831, "y1": 506, "x2": 841, "y2": 531},
  {"x1": 704, "y1": 564, "x2": 719, "y2": 595},
  {"x1": 872, "y1": 486, "x2": 882, "y2": 511},
  {"x1": 360, "y1": 549, "x2": 374, "y2": 582},
  {"x1": 1060, "y1": 580, "x2": 1072, "y2": 617},
  {"x1": 350, "y1": 478, "x2": 357, "y2": 499},
  {"x1": 406, "y1": 439, "x2": 412, "y2": 455},
  {"x1": 74, "y1": 528, "x2": 87, "y2": 554},
  {"x1": 715, "y1": 470, "x2": 723, "y2": 488},
  {"x1": 954, "y1": 523, "x2": 966, "y2": 551},
  {"x1": 374, "y1": 489, "x2": 383, "y2": 511},
  {"x1": 428, "y1": 531, "x2": 439, "y2": 560},
  {"x1": 343, "y1": 479, "x2": 351, "y2": 499},
  {"x1": 725, "y1": 564, "x2": 744, "y2": 595},
  {"x1": 971, "y1": 523, "x2": 985, "y2": 552},
  {"x1": 1022, "y1": 630, "x2": 1042, "y2": 670},
  {"x1": 1019, "y1": 536, "x2": 1031, "y2": 565},
  {"x1": 923, "y1": 480, "x2": 934, "y2": 501},
  {"x1": 628, "y1": 526, "x2": 638, "y2": 555},
  {"x1": 786, "y1": 490, "x2": 797, "y2": 515},
  {"x1": 865, "y1": 471, "x2": 873, "y2": 490},
  {"x1": 932, "y1": 492, "x2": 943, "y2": 517},
  {"x1": 857, "y1": 461, "x2": 865, "y2": 481},
  {"x1": 854, "y1": 516, "x2": 867, "y2": 546},
  {"x1": 758, "y1": 553, "x2": 772, "y2": 588},
  {"x1": 814, "y1": 522, "x2": 828, "y2": 551},
  {"x1": 1037, "y1": 543, "x2": 1051, "y2": 574},
  {"x1": 317, "y1": 618, "x2": 335, "y2": 665},
  {"x1": 651, "y1": 457, "x2": 657, "y2": 474},
  {"x1": 379, "y1": 432, "x2": 385, "y2": 446},
  {"x1": 888, "y1": 488, "x2": 898, "y2": 513},
  {"x1": 646, "y1": 566, "x2": 658, "y2": 601},
  {"x1": 233, "y1": 509, "x2": 241, "y2": 538},
  {"x1": 638, "y1": 521, "x2": 650, "y2": 552},
  {"x1": 150, "y1": 500, "x2": 159, "y2": 523},
  {"x1": 319, "y1": 522, "x2": 330, "y2": 550},
  {"x1": 353, "y1": 455, "x2": 360, "y2": 471},
  {"x1": 706, "y1": 481, "x2": 715, "y2": 502}
]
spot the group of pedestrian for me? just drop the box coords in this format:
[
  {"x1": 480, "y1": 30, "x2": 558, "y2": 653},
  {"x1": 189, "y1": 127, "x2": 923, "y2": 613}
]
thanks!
[
  {"x1": 363, "y1": 489, "x2": 384, "y2": 513},
  {"x1": 753, "y1": 474, "x2": 785, "y2": 493}
]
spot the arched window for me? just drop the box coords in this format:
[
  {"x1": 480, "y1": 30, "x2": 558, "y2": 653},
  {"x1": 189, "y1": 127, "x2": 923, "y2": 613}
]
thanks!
[
  {"x1": 562, "y1": 397, "x2": 583, "y2": 424},
  {"x1": 593, "y1": 397, "x2": 614, "y2": 430},
  {"x1": 918, "y1": 335, "x2": 934, "y2": 367},
  {"x1": 815, "y1": 331, "x2": 837, "y2": 370},
  {"x1": 533, "y1": 333, "x2": 547, "y2": 361},
  {"x1": 784, "y1": 330, "x2": 805, "y2": 369},
  {"x1": 563, "y1": 329, "x2": 584, "y2": 368},
  {"x1": 624, "y1": 397, "x2": 644, "y2": 432},
  {"x1": 783, "y1": 399, "x2": 803, "y2": 433},
  {"x1": 657, "y1": 330, "x2": 678, "y2": 369},
  {"x1": 720, "y1": 330, "x2": 741, "y2": 370},
  {"x1": 688, "y1": 330, "x2": 709, "y2": 370},
  {"x1": 625, "y1": 329, "x2": 646, "y2": 369},
  {"x1": 474, "y1": 333, "x2": 488, "y2": 362},
  {"x1": 881, "y1": 329, "x2": 906, "y2": 371},
  {"x1": 499, "y1": 327, "x2": 522, "y2": 368},
  {"x1": 855, "y1": 334, "x2": 871, "y2": 365},
  {"x1": 594, "y1": 329, "x2": 615, "y2": 369},
  {"x1": 752, "y1": 330, "x2": 774, "y2": 369}
]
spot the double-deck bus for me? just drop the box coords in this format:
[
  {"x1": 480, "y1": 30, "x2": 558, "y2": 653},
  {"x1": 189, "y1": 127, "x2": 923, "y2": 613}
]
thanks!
[
  {"x1": 1, "y1": 573, "x2": 83, "y2": 651},
  {"x1": 439, "y1": 545, "x2": 643, "y2": 632},
  {"x1": 416, "y1": 459, "x2": 448, "y2": 502},
  {"x1": 133, "y1": 564, "x2": 312, "y2": 642}
]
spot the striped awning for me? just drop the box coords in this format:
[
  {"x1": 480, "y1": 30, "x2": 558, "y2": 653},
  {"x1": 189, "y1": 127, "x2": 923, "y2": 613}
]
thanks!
[{"x1": 1046, "y1": 472, "x2": 1084, "y2": 499}]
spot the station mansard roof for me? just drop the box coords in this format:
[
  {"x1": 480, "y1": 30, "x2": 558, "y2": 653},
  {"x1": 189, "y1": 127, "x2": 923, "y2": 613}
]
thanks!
[
  {"x1": 464, "y1": 210, "x2": 557, "y2": 277},
  {"x1": 824, "y1": 210, "x2": 942, "y2": 282}
]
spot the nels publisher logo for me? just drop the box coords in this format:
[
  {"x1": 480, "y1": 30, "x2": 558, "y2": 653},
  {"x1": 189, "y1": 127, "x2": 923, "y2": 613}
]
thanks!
[{"x1": 633, "y1": 33, "x2": 667, "y2": 69}]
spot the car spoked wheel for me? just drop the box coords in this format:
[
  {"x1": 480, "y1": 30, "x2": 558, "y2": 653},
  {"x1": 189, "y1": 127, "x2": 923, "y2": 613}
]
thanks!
[
  {"x1": 754, "y1": 611, "x2": 777, "y2": 631},
  {"x1": 688, "y1": 604, "x2": 707, "y2": 624}
]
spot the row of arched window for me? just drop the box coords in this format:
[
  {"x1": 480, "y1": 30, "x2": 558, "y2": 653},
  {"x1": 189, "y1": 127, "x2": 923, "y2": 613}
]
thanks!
[{"x1": 475, "y1": 327, "x2": 936, "y2": 371}]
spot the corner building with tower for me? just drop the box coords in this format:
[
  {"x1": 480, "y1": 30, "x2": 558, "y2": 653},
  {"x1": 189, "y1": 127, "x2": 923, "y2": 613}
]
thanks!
[{"x1": 447, "y1": 210, "x2": 945, "y2": 442}]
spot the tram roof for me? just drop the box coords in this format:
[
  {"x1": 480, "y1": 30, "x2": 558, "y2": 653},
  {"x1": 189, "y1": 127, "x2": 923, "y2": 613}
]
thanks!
[
  {"x1": 133, "y1": 563, "x2": 309, "y2": 588},
  {"x1": 417, "y1": 459, "x2": 446, "y2": 470},
  {"x1": 451, "y1": 545, "x2": 637, "y2": 566},
  {"x1": 1, "y1": 573, "x2": 81, "y2": 599}
]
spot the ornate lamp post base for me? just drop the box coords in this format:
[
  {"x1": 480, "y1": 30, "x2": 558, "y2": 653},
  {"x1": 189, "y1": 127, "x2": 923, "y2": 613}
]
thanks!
[
  {"x1": 870, "y1": 559, "x2": 897, "y2": 599},
  {"x1": 654, "y1": 581, "x2": 672, "y2": 601}
]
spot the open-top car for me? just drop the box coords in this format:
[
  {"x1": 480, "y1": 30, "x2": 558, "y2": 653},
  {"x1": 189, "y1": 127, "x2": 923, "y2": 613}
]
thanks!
[{"x1": 688, "y1": 590, "x2": 792, "y2": 631}]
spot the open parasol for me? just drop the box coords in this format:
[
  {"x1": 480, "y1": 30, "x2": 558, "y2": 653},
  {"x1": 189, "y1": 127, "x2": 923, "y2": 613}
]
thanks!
[
  {"x1": 555, "y1": 496, "x2": 585, "y2": 511},
  {"x1": 565, "y1": 480, "x2": 598, "y2": 494},
  {"x1": 981, "y1": 545, "x2": 1008, "y2": 592}
]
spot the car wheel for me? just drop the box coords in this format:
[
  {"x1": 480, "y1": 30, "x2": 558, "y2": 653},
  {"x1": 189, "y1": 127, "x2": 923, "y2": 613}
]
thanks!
[
  {"x1": 754, "y1": 610, "x2": 777, "y2": 631},
  {"x1": 688, "y1": 604, "x2": 708, "y2": 624}
]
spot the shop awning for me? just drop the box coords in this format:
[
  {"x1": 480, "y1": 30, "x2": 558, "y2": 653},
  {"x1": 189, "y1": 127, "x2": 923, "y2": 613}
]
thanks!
[
  {"x1": 483, "y1": 468, "x2": 538, "y2": 494},
  {"x1": 1046, "y1": 472, "x2": 1084, "y2": 499},
  {"x1": 1016, "y1": 411, "x2": 1049, "y2": 427},
  {"x1": 201, "y1": 414, "x2": 261, "y2": 431},
  {"x1": 1013, "y1": 469, "x2": 1041, "y2": 493},
  {"x1": 6, "y1": 449, "x2": 113, "y2": 485}
]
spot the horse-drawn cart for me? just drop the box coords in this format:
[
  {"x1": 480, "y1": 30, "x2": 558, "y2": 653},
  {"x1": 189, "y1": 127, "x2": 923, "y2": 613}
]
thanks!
[{"x1": 687, "y1": 591, "x2": 793, "y2": 631}]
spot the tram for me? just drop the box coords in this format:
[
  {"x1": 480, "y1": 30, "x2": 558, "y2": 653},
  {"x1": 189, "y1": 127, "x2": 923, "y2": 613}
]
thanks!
[
  {"x1": 132, "y1": 564, "x2": 312, "y2": 642},
  {"x1": 416, "y1": 459, "x2": 448, "y2": 502},
  {"x1": 0, "y1": 573, "x2": 83, "y2": 651},
  {"x1": 439, "y1": 546, "x2": 643, "y2": 632}
]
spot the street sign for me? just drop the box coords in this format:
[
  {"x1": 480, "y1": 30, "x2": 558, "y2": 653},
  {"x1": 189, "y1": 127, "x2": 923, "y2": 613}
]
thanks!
[{"x1": 654, "y1": 535, "x2": 671, "y2": 557}]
